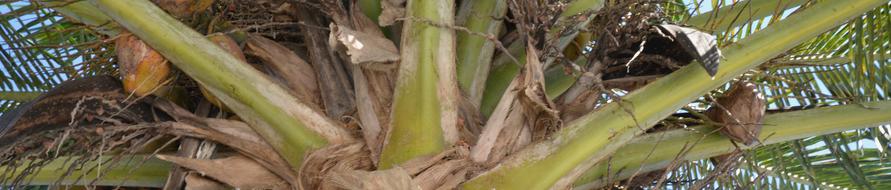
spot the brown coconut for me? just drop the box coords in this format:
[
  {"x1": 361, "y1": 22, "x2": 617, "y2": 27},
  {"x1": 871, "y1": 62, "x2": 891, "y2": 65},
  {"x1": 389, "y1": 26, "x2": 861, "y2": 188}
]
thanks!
[{"x1": 706, "y1": 81, "x2": 766, "y2": 145}]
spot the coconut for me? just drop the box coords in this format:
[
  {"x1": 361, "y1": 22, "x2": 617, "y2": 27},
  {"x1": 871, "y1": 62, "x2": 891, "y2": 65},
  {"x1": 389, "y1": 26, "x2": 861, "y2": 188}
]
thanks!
[
  {"x1": 115, "y1": 33, "x2": 171, "y2": 97},
  {"x1": 706, "y1": 81, "x2": 767, "y2": 145}
]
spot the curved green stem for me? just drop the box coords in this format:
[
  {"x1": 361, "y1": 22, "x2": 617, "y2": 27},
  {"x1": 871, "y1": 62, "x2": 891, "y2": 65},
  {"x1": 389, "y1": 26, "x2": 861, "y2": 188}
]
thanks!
[{"x1": 1, "y1": 155, "x2": 170, "y2": 187}]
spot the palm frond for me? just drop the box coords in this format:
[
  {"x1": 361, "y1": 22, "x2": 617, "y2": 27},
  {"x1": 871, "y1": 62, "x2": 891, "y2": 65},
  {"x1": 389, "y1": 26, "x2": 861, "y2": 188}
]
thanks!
[
  {"x1": 0, "y1": 1, "x2": 115, "y2": 112},
  {"x1": 665, "y1": 1, "x2": 891, "y2": 189}
]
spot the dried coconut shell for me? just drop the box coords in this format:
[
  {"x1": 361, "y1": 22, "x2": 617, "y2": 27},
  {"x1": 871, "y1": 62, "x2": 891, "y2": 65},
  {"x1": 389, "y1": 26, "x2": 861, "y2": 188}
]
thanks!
[{"x1": 705, "y1": 81, "x2": 766, "y2": 145}]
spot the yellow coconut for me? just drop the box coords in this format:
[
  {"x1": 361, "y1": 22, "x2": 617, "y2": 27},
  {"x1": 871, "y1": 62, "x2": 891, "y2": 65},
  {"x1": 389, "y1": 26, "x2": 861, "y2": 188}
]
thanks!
[{"x1": 116, "y1": 33, "x2": 171, "y2": 97}]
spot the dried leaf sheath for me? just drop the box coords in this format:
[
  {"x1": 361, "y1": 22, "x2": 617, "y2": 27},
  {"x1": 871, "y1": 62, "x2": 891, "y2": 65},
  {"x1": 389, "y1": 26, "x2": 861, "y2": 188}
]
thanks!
[
  {"x1": 245, "y1": 34, "x2": 323, "y2": 110},
  {"x1": 471, "y1": 43, "x2": 559, "y2": 165},
  {"x1": 295, "y1": 5, "x2": 357, "y2": 119},
  {"x1": 325, "y1": 0, "x2": 398, "y2": 165}
]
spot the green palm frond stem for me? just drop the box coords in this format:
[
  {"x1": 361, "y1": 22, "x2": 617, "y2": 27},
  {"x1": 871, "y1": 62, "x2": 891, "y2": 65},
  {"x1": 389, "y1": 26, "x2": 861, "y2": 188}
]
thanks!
[
  {"x1": 41, "y1": 1, "x2": 120, "y2": 36},
  {"x1": 687, "y1": 0, "x2": 809, "y2": 32},
  {"x1": 0, "y1": 91, "x2": 42, "y2": 102},
  {"x1": 574, "y1": 100, "x2": 891, "y2": 188},
  {"x1": 0, "y1": 155, "x2": 171, "y2": 188},
  {"x1": 768, "y1": 52, "x2": 891, "y2": 68},
  {"x1": 455, "y1": 0, "x2": 507, "y2": 104},
  {"x1": 378, "y1": 0, "x2": 456, "y2": 168},
  {"x1": 84, "y1": 0, "x2": 352, "y2": 170},
  {"x1": 463, "y1": 0, "x2": 886, "y2": 189}
]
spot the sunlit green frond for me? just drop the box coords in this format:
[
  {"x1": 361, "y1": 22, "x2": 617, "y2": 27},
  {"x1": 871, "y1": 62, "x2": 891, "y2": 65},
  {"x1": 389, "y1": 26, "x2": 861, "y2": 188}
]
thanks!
[{"x1": 690, "y1": 2, "x2": 891, "y2": 189}]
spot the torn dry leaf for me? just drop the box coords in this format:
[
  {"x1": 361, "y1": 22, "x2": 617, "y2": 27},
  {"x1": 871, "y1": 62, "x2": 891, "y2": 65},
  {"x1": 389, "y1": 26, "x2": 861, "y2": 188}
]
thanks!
[
  {"x1": 245, "y1": 34, "x2": 323, "y2": 109},
  {"x1": 151, "y1": 99, "x2": 300, "y2": 186},
  {"x1": 296, "y1": 5, "x2": 357, "y2": 119},
  {"x1": 185, "y1": 172, "x2": 230, "y2": 190},
  {"x1": 653, "y1": 24, "x2": 722, "y2": 76},
  {"x1": 330, "y1": 24, "x2": 400, "y2": 66},
  {"x1": 299, "y1": 143, "x2": 374, "y2": 189},
  {"x1": 325, "y1": 166, "x2": 420, "y2": 190},
  {"x1": 321, "y1": 0, "x2": 398, "y2": 165},
  {"x1": 157, "y1": 155, "x2": 289, "y2": 190},
  {"x1": 470, "y1": 44, "x2": 559, "y2": 165},
  {"x1": 352, "y1": 67, "x2": 391, "y2": 164},
  {"x1": 413, "y1": 159, "x2": 469, "y2": 190}
]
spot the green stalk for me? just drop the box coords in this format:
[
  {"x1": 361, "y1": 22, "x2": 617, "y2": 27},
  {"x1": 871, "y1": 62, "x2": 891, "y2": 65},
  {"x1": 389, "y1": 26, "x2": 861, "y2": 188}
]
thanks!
[
  {"x1": 0, "y1": 91, "x2": 42, "y2": 102},
  {"x1": 544, "y1": 58, "x2": 585, "y2": 98},
  {"x1": 357, "y1": 0, "x2": 383, "y2": 23},
  {"x1": 379, "y1": 0, "x2": 455, "y2": 168},
  {"x1": 687, "y1": 0, "x2": 809, "y2": 32},
  {"x1": 86, "y1": 0, "x2": 350, "y2": 171},
  {"x1": 1, "y1": 155, "x2": 170, "y2": 187},
  {"x1": 456, "y1": 0, "x2": 507, "y2": 104},
  {"x1": 42, "y1": 1, "x2": 120, "y2": 36},
  {"x1": 463, "y1": 1, "x2": 885, "y2": 189},
  {"x1": 480, "y1": 41, "x2": 525, "y2": 117},
  {"x1": 575, "y1": 100, "x2": 891, "y2": 188}
]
